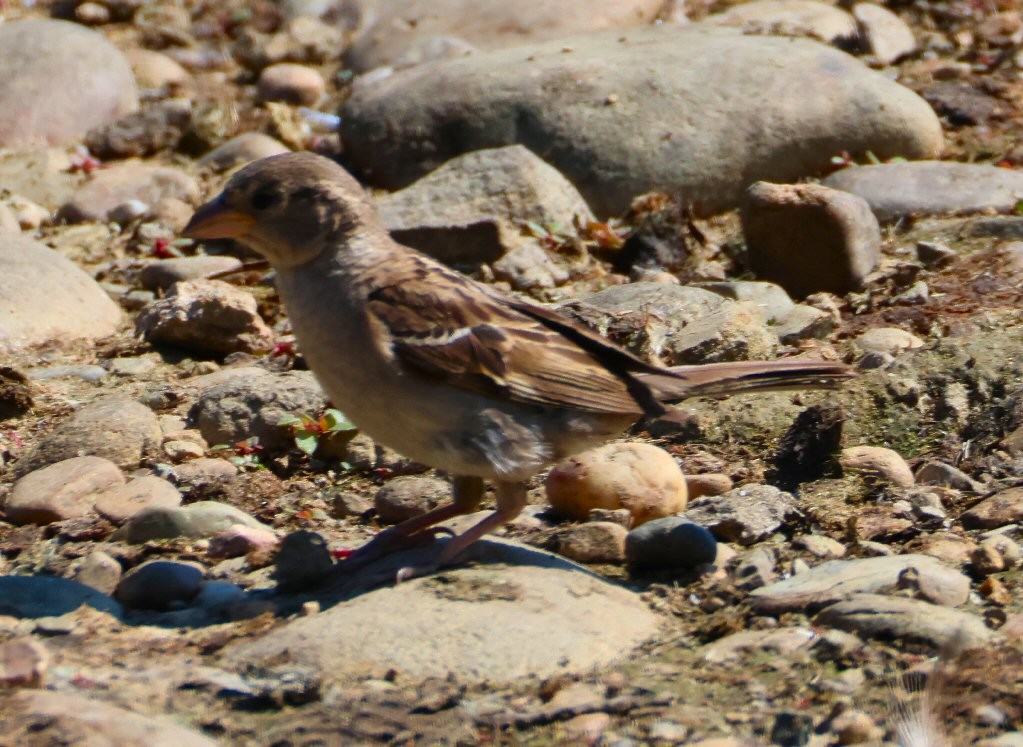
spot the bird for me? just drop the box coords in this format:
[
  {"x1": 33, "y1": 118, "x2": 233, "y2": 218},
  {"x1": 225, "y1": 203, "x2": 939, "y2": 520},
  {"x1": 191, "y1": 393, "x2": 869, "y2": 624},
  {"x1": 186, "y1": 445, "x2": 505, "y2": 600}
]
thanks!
[{"x1": 183, "y1": 151, "x2": 853, "y2": 581}]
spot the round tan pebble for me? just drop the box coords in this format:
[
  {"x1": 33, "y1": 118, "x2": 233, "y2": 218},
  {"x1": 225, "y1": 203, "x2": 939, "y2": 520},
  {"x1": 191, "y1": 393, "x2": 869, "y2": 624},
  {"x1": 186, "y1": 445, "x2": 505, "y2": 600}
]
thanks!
[
  {"x1": 686, "y1": 473, "x2": 733, "y2": 499},
  {"x1": 855, "y1": 327, "x2": 924, "y2": 356},
  {"x1": 258, "y1": 63, "x2": 326, "y2": 106},
  {"x1": 839, "y1": 445, "x2": 914, "y2": 487},
  {"x1": 546, "y1": 442, "x2": 687, "y2": 526},
  {"x1": 75, "y1": 2, "x2": 110, "y2": 25},
  {"x1": 125, "y1": 49, "x2": 191, "y2": 90}
]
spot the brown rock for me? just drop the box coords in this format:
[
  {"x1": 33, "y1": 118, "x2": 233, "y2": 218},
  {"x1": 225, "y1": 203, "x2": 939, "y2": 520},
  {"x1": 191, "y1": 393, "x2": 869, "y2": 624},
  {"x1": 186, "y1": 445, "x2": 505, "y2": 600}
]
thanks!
[
  {"x1": 742, "y1": 181, "x2": 881, "y2": 298},
  {"x1": 4, "y1": 456, "x2": 124, "y2": 525},
  {"x1": 556, "y1": 522, "x2": 628, "y2": 564},
  {"x1": 198, "y1": 133, "x2": 290, "y2": 172},
  {"x1": 135, "y1": 279, "x2": 275, "y2": 356},
  {"x1": 685, "y1": 473, "x2": 734, "y2": 499},
  {"x1": 0, "y1": 638, "x2": 50, "y2": 688},
  {"x1": 962, "y1": 488, "x2": 1023, "y2": 529},
  {"x1": 58, "y1": 164, "x2": 199, "y2": 223}
]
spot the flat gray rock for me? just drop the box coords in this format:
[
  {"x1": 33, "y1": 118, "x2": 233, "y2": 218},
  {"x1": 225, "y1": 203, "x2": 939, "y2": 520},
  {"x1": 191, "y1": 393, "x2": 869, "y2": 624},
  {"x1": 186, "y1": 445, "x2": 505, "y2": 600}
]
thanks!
[
  {"x1": 815, "y1": 593, "x2": 997, "y2": 650},
  {"x1": 751, "y1": 554, "x2": 970, "y2": 613},
  {"x1": 822, "y1": 161, "x2": 1023, "y2": 221},
  {"x1": 0, "y1": 20, "x2": 137, "y2": 148},
  {"x1": 0, "y1": 233, "x2": 121, "y2": 353},
  {"x1": 342, "y1": 26, "x2": 942, "y2": 216},
  {"x1": 224, "y1": 538, "x2": 659, "y2": 683}
]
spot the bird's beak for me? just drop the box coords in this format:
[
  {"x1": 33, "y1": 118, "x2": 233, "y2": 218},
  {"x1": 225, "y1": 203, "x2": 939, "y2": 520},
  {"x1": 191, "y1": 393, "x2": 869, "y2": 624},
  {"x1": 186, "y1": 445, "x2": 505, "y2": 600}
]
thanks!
[{"x1": 183, "y1": 196, "x2": 256, "y2": 240}]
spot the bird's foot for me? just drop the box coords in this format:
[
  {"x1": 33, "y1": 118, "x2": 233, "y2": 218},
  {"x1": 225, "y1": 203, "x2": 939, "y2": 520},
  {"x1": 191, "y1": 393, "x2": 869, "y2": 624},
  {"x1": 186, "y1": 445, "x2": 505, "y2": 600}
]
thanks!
[
  {"x1": 395, "y1": 562, "x2": 441, "y2": 584},
  {"x1": 337, "y1": 525, "x2": 455, "y2": 574}
]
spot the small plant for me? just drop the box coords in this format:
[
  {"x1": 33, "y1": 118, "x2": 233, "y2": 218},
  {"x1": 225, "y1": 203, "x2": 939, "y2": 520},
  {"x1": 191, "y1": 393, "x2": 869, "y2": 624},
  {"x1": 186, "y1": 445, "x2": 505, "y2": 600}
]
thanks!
[
  {"x1": 211, "y1": 437, "x2": 265, "y2": 471},
  {"x1": 278, "y1": 408, "x2": 357, "y2": 458}
]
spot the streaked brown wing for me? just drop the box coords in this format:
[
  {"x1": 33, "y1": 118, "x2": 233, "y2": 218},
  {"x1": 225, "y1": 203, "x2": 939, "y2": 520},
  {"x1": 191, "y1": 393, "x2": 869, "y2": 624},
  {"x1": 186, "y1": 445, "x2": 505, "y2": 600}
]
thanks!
[{"x1": 364, "y1": 258, "x2": 655, "y2": 415}]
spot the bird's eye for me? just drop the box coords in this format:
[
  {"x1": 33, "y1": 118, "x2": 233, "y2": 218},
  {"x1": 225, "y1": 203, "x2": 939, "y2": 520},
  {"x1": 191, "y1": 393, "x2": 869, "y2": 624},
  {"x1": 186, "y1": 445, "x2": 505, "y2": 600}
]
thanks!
[{"x1": 250, "y1": 188, "x2": 279, "y2": 211}]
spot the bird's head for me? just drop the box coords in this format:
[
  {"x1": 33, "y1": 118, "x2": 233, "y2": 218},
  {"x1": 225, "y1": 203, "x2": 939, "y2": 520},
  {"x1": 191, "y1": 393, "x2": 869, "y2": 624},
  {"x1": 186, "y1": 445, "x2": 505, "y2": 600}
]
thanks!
[{"x1": 183, "y1": 152, "x2": 374, "y2": 269}]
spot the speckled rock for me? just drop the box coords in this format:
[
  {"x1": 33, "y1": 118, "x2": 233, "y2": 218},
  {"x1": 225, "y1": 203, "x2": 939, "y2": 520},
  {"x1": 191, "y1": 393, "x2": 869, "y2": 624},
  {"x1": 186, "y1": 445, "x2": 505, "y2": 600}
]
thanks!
[
  {"x1": 12, "y1": 397, "x2": 160, "y2": 477},
  {"x1": 191, "y1": 370, "x2": 327, "y2": 452},
  {"x1": 683, "y1": 484, "x2": 796, "y2": 545},
  {"x1": 135, "y1": 279, "x2": 275, "y2": 356},
  {"x1": 559, "y1": 283, "x2": 778, "y2": 364}
]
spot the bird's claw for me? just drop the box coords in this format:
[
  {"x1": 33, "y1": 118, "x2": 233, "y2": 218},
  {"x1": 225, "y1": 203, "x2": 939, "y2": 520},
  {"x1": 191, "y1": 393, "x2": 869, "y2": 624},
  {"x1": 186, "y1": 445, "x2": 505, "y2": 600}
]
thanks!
[{"x1": 395, "y1": 563, "x2": 440, "y2": 583}]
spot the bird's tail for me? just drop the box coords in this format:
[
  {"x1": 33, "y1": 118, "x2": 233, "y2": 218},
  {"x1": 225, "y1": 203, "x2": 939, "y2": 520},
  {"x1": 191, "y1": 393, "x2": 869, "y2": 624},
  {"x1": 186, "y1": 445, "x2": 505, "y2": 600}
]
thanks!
[{"x1": 637, "y1": 358, "x2": 855, "y2": 402}]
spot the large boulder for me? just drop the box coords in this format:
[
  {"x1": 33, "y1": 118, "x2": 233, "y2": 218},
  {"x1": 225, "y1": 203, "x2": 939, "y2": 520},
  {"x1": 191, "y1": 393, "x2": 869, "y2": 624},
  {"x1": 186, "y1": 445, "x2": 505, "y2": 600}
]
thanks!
[
  {"x1": 341, "y1": 26, "x2": 942, "y2": 216},
  {"x1": 0, "y1": 20, "x2": 138, "y2": 148}
]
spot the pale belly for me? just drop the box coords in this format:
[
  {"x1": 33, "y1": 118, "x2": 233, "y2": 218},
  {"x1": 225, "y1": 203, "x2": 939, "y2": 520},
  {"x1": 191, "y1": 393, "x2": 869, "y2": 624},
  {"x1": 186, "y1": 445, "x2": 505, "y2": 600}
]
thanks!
[{"x1": 277, "y1": 267, "x2": 635, "y2": 481}]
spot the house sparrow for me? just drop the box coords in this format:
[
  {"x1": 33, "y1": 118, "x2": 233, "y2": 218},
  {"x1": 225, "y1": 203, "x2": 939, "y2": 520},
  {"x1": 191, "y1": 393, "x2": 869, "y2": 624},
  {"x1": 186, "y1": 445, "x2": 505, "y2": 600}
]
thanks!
[{"x1": 184, "y1": 152, "x2": 853, "y2": 580}]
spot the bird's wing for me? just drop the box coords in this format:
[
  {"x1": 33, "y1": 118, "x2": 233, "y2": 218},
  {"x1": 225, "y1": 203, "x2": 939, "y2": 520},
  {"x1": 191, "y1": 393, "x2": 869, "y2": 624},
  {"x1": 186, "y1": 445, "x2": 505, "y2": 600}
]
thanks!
[{"x1": 364, "y1": 258, "x2": 660, "y2": 415}]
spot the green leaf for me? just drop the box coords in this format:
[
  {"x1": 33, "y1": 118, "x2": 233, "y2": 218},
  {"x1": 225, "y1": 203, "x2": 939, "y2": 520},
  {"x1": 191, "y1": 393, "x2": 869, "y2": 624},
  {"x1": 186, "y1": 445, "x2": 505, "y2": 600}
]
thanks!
[
  {"x1": 323, "y1": 409, "x2": 356, "y2": 432},
  {"x1": 295, "y1": 433, "x2": 319, "y2": 456},
  {"x1": 277, "y1": 414, "x2": 303, "y2": 428}
]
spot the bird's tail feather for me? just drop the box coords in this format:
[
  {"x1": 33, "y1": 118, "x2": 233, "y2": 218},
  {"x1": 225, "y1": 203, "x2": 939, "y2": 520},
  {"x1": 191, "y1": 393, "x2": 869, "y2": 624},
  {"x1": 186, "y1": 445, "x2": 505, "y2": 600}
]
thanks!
[{"x1": 638, "y1": 359, "x2": 854, "y2": 402}]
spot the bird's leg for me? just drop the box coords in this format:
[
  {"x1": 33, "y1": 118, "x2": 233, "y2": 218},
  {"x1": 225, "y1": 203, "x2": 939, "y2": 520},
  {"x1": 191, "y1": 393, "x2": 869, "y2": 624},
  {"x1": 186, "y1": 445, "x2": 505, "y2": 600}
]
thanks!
[
  {"x1": 339, "y1": 476, "x2": 484, "y2": 571},
  {"x1": 396, "y1": 480, "x2": 528, "y2": 582}
]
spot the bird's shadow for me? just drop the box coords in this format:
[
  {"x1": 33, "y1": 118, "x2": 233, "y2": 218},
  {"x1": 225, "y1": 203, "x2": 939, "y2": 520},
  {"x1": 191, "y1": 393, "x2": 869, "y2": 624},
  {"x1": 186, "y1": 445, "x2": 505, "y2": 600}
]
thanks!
[
  {"x1": 275, "y1": 536, "x2": 606, "y2": 613},
  {"x1": 0, "y1": 537, "x2": 606, "y2": 630}
]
